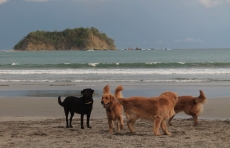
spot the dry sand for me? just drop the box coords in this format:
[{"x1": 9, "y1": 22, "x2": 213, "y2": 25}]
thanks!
[
  {"x1": 0, "y1": 85, "x2": 230, "y2": 147},
  {"x1": 1, "y1": 117, "x2": 230, "y2": 148}
]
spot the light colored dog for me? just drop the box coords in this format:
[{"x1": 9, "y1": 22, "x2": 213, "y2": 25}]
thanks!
[
  {"x1": 168, "y1": 90, "x2": 207, "y2": 126},
  {"x1": 101, "y1": 85, "x2": 124, "y2": 133},
  {"x1": 116, "y1": 85, "x2": 178, "y2": 136}
]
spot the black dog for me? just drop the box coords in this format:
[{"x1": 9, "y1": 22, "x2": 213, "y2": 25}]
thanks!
[{"x1": 58, "y1": 88, "x2": 94, "y2": 129}]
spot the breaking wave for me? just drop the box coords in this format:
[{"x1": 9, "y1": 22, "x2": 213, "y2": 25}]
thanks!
[{"x1": 1, "y1": 62, "x2": 230, "y2": 69}]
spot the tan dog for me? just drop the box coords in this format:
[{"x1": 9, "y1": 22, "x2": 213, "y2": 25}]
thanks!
[
  {"x1": 101, "y1": 85, "x2": 124, "y2": 133},
  {"x1": 168, "y1": 90, "x2": 207, "y2": 126},
  {"x1": 116, "y1": 86, "x2": 178, "y2": 136}
]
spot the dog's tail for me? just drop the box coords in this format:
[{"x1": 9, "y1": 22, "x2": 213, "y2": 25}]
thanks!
[
  {"x1": 115, "y1": 85, "x2": 124, "y2": 98},
  {"x1": 114, "y1": 85, "x2": 125, "y2": 105},
  {"x1": 58, "y1": 96, "x2": 64, "y2": 107},
  {"x1": 194, "y1": 90, "x2": 207, "y2": 104},
  {"x1": 103, "y1": 84, "x2": 110, "y2": 94}
]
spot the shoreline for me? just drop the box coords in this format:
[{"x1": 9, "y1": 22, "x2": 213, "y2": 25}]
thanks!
[
  {"x1": 0, "y1": 83, "x2": 230, "y2": 121},
  {"x1": 0, "y1": 95, "x2": 229, "y2": 122},
  {"x1": 1, "y1": 80, "x2": 230, "y2": 86},
  {"x1": 0, "y1": 84, "x2": 230, "y2": 122},
  {"x1": 0, "y1": 83, "x2": 230, "y2": 98}
]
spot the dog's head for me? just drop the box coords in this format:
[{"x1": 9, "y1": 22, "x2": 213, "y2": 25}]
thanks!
[
  {"x1": 160, "y1": 91, "x2": 178, "y2": 105},
  {"x1": 103, "y1": 84, "x2": 110, "y2": 94},
  {"x1": 81, "y1": 88, "x2": 94, "y2": 102},
  {"x1": 101, "y1": 94, "x2": 115, "y2": 109}
]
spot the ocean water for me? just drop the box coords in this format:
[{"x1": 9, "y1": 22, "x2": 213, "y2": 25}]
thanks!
[{"x1": 0, "y1": 49, "x2": 230, "y2": 86}]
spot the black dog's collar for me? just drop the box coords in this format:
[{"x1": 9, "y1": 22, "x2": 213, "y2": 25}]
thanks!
[{"x1": 85, "y1": 100, "x2": 92, "y2": 104}]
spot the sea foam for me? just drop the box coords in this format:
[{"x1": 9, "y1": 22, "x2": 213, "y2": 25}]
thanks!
[{"x1": 0, "y1": 68, "x2": 230, "y2": 75}]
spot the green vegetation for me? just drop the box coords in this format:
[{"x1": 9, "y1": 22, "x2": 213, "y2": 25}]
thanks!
[{"x1": 14, "y1": 27, "x2": 116, "y2": 50}]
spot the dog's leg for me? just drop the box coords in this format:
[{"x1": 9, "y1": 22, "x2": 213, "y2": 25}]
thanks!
[
  {"x1": 66, "y1": 116, "x2": 69, "y2": 128},
  {"x1": 168, "y1": 115, "x2": 175, "y2": 126},
  {"x1": 116, "y1": 120, "x2": 120, "y2": 132},
  {"x1": 69, "y1": 111, "x2": 74, "y2": 128},
  {"x1": 191, "y1": 114, "x2": 198, "y2": 126},
  {"x1": 112, "y1": 121, "x2": 115, "y2": 130},
  {"x1": 127, "y1": 118, "x2": 136, "y2": 133},
  {"x1": 153, "y1": 116, "x2": 162, "y2": 136},
  {"x1": 64, "y1": 108, "x2": 69, "y2": 128},
  {"x1": 86, "y1": 113, "x2": 92, "y2": 128},
  {"x1": 127, "y1": 113, "x2": 140, "y2": 133},
  {"x1": 118, "y1": 115, "x2": 124, "y2": 130},
  {"x1": 161, "y1": 119, "x2": 171, "y2": 135},
  {"x1": 107, "y1": 119, "x2": 114, "y2": 133},
  {"x1": 81, "y1": 114, "x2": 85, "y2": 129}
]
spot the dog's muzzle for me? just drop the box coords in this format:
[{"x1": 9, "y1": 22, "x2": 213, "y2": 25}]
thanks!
[{"x1": 101, "y1": 101, "x2": 110, "y2": 108}]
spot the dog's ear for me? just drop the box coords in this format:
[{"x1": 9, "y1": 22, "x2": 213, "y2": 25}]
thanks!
[
  {"x1": 110, "y1": 95, "x2": 116, "y2": 103},
  {"x1": 103, "y1": 84, "x2": 110, "y2": 94},
  {"x1": 91, "y1": 89, "x2": 94, "y2": 94},
  {"x1": 81, "y1": 90, "x2": 84, "y2": 95},
  {"x1": 174, "y1": 93, "x2": 178, "y2": 103}
]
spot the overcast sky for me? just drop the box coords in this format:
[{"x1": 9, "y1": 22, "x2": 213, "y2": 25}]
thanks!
[{"x1": 0, "y1": 0, "x2": 230, "y2": 50}]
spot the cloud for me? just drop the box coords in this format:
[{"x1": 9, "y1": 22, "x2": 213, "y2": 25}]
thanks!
[
  {"x1": 0, "y1": 0, "x2": 9, "y2": 5},
  {"x1": 175, "y1": 38, "x2": 203, "y2": 43},
  {"x1": 73, "y1": 0, "x2": 109, "y2": 1},
  {"x1": 199, "y1": 0, "x2": 221, "y2": 8},
  {"x1": 24, "y1": 0, "x2": 56, "y2": 2},
  {"x1": 199, "y1": 0, "x2": 224, "y2": 8},
  {"x1": 23, "y1": 0, "x2": 108, "y2": 2},
  {"x1": 155, "y1": 41, "x2": 164, "y2": 44}
]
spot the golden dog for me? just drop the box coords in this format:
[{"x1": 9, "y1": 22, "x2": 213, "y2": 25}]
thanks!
[
  {"x1": 168, "y1": 90, "x2": 207, "y2": 126},
  {"x1": 101, "y1": 85, "x2": 124, "y2": 133},
  {"x1": 116, "y1": 86, "x2": 178, "y2": 136}
]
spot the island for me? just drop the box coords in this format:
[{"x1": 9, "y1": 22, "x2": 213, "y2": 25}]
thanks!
[{"x1": 13, "y1": 27, "x2": 116, "y2": 51}]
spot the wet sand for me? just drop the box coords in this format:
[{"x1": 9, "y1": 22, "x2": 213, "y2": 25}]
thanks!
[{"x1": 0, "y1": 84, "x2": 230, "y2": 147}]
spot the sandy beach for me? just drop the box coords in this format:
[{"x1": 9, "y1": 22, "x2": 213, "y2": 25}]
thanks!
[{"x1": 0, "y1": 84, "x2": 230, "y2": 147}]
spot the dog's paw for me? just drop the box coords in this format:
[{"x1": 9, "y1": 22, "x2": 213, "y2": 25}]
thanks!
[
  {"x1": 121, "y1": 125, "x2": 125, "y2": 130},
  {"x1": 130, "y1": 130, "x2": 136, "y2": 133},
  {"x1": 81, "y1": 126, "x2": 85, "y2": 129},
  {"x1": 87, "y1": 126, "x2": 92, "y2": 129},
  {"x1": 164, "y1": 131, "x2": 171, "y2": 136},
  {"x1": 154, "y1": 132, "x2": 161, "y2": 136},
  {"x1": 109, "y1": 130, "x2": 113, "y2": 134}
]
